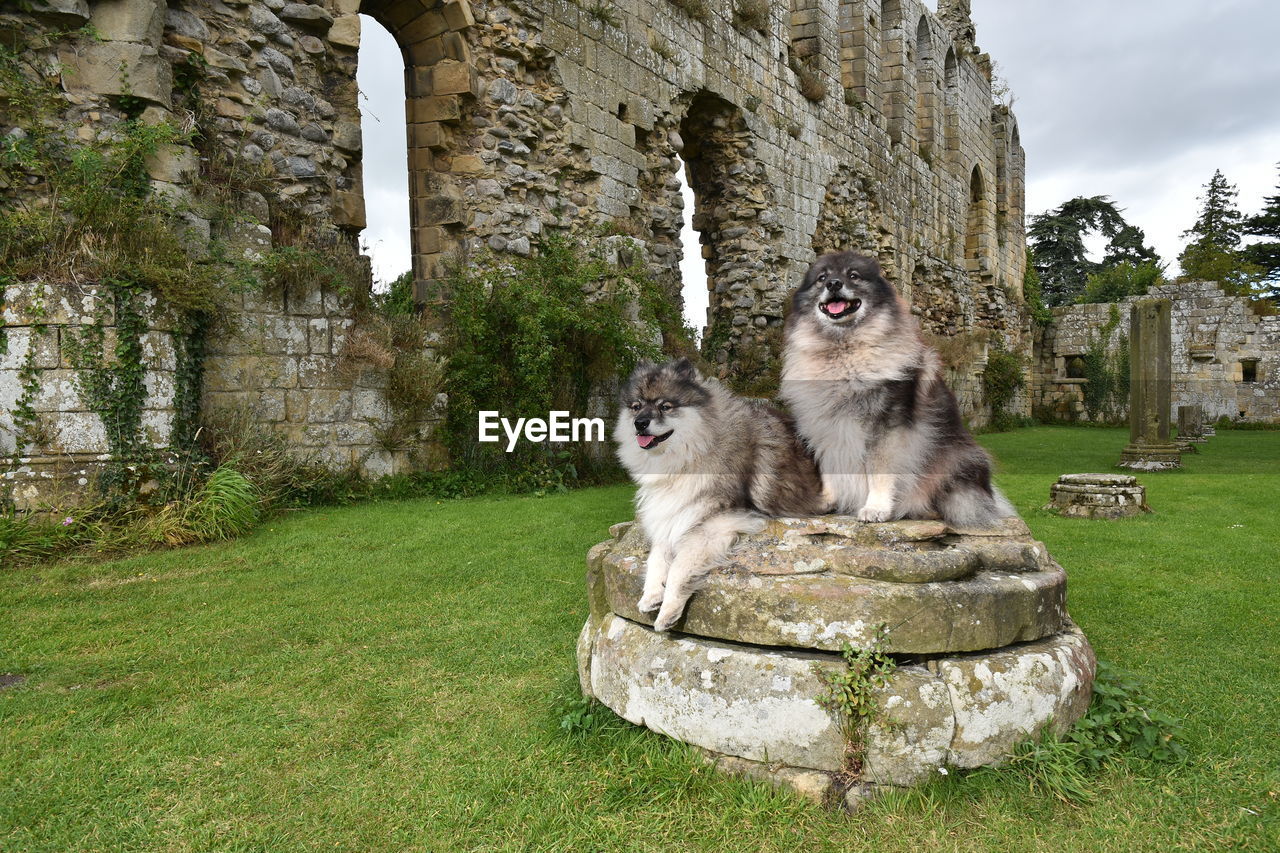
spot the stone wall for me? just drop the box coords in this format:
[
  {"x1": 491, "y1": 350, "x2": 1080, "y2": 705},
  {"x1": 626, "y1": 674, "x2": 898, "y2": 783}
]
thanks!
[
  {"x1": 383, "y1": 0, "x2": 1031, "y2": 418},
  {"x1": 1033, "y1": 281, "x2": 1280, "y2": 424},
  {"x1": 2, "y1": 0, "x2": 1029, "y2": 505},
  {"x1": 0, "y1": 282, "x2": 184, "y2": 508}
]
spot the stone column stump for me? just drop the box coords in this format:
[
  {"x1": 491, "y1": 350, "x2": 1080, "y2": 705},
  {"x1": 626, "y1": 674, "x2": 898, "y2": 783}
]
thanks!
[
  {"x1": 1177, "y1": 405, "x2": 1208, "y2": 443},
  {"x1": 577, "y1": 515, "x2": 1096, "y2": 810},
  {"x1": 1045, "y1": 473, "x2": 1151, "y2": 519},
  {"x1": 1119, "y1": 299, "x2": 1182, "y2": 470}
]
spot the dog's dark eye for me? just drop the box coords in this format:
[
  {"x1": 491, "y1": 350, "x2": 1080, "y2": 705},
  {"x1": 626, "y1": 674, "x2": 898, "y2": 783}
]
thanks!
[
  {"x1": 659, "y1": 402, "x2": 674, "y2": 413},
  {"x1": 817, "y1": 271, "x2": 827, "y2": 282},
  {"x1": 629, "y1": 401, "x2": 642, "y2": 412},
  {"x1": 847, "y1": 268, "x2": 860, "y2": 280}
]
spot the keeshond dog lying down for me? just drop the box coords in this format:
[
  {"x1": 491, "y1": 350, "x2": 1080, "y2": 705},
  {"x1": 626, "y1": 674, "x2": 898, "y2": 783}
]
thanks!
[
  {"x1": 615, "y1": 358, "x2": 826, "y2": 631},
  {"x1": 780, "y1": 250, "x2": 1014, "y2": 526}
]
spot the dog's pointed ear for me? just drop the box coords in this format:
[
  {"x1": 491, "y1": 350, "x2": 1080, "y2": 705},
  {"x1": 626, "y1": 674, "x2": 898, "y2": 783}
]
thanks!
[
  {"x1": 629, "y1": 359, "x2": 655, "y2": 379},
  {"x1": 670, "y1": 357, "x2": 699, "y2": 382},
  {"x1": 801, "y1": 259, "x2": 821, "y2": 290}
]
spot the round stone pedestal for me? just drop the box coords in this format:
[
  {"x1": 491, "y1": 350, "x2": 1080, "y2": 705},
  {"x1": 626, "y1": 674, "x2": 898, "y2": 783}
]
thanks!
[
  {"x1": 1046, "y1": 473, "x2": 1151, "y2": 519},
  {"x1": 576, "y1": 516, "x2": 1096, "y2": 808}
]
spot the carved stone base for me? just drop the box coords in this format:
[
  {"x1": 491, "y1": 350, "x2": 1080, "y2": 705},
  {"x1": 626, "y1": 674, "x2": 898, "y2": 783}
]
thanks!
[
  {"x1": 1045, "y1": 473, "x2": 1151, "y2": 519},
  {"x1": 577, "y1": 516, "x2": 1096, "y2": 808},
  {"x1": 1118, "y1": 443, "x2": 1182, "y2": 470}
]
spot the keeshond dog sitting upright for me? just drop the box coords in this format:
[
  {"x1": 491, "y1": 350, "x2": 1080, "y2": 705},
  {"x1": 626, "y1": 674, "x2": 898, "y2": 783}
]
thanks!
[
  {"x1": 780, "y1": 251, "x2": 1014, "y2": 526},
  {"x1": 616, "y1": 358, "x2": 825, "y2": 631}
]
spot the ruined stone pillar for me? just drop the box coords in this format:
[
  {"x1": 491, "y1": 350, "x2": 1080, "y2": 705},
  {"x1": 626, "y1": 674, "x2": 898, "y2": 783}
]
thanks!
[
  {"x1": 1119, "y1": 299, "x2": 1182, "y2": 470},
  {"x1": 1178, "y1": 405, "x2": 1207, "y2": 442}
]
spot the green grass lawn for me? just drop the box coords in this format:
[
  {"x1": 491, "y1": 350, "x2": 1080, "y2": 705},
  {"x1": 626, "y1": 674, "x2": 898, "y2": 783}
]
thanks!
[{"x1": 2, "y1": 427, "x2": 1278, "y2": 851}]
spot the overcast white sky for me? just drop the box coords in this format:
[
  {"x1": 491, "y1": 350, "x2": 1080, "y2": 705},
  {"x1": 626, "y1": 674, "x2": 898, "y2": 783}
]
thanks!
[{"x1": 357, "y1": 0, "x2": 1280, "y2": 304}]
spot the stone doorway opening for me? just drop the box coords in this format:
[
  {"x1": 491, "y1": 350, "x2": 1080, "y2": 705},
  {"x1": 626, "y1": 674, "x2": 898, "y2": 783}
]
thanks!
[
  {"x1": 356, "y1": 14, "x2": 411, "y2": 288},
  {"x1": 678, "y1": 92, "x2": 782, "y2": 388},
  {"x1": 357, "y1": 0, "x2": 479, "y2": 306}
]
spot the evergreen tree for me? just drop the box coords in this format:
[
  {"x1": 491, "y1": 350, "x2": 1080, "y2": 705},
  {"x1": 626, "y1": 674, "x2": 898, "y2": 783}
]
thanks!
[
  {"x1": 1178, "y1": 169, "x2": 1263, "y2": 296},
  {"x1": 1241, "y1": 162, "x2": 1280, "y2": 297},
  {"x1": 1181, "y1": 169, "x2": 1244, "y2": 250},
  {"x1": 1028, "y1": 196, "x2": 1159, "y2": 306}
]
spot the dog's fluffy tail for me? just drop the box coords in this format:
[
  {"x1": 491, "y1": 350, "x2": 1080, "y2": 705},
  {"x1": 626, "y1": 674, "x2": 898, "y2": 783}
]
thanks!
[
  {"x1": 652, "y1": 511, "x2": 764, "y2": 631},
  {"x1": 938, "y1": 485, "x2": 1018, "y2": 528}
]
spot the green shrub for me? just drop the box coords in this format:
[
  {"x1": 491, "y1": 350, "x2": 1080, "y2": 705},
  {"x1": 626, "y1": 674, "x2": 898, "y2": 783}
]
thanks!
[
  {"x1": 1080, "y1": 305, "x2": 1129, "y2": 423},
  {"x1": 1022, "y1": 248, "x2": 1054, "y2": 326},
  {"x1": 436, "y1": 233, "x2": 666, "y2": 485},
  {"x1": 733, "y1": 0, "x2": 769, "y2": 33},
  {"x1": 1078, "y1": 260, "x2": 1164, "y2": 304},
  {"x1": 982, "y1": 344, "x2": 1026, "y2": 431}
]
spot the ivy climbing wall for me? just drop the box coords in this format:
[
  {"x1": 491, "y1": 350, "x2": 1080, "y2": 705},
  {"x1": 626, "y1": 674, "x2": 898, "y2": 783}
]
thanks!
[{"x1": 0, "y1": 282, "x2": 191, "y2": 508}]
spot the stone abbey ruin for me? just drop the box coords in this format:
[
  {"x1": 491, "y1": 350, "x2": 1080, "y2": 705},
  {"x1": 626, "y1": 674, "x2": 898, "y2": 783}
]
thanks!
[{"x1": 1, "y1": 0, "x2": 1031, "y2": 505}]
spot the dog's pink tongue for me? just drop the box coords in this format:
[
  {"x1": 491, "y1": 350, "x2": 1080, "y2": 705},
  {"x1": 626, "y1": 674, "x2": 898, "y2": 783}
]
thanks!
[
  {"x1": 637, "y1": 434, "x2": 656, "y2": 448},
  {"x1": 826, "y1": 300, "x2": 848, "y2": 314}
]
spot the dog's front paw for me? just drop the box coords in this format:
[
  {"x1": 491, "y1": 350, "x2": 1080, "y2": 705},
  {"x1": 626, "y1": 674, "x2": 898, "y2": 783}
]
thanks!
[
  {"x1": 857, "y1": 504, "x2": 893, "y2": 523},
  {"x1": 637, "y1": 591, "x2": 664, "y2": 613},
  {"x1": 652, "y1": 606, "x2": 682, "y2": 632}
]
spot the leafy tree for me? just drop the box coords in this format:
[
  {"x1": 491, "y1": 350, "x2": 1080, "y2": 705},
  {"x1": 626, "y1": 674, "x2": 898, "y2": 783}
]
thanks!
[
  {"x1": 1078, "y1": 260, "x2": 1164, "y2": 304},
  {"x1": 1241, "y1": 162, "x2": 1280, "y2": 297},
  {"x1": 1021, "y1": 248, "x2": 1053, "y2": 326},
  {"x1": 1177, "y1": 169, "x2": 1263, "y2": 296},
  {"x1": 1028, "y1": 196, "x2": 1159, "y2": 306}
]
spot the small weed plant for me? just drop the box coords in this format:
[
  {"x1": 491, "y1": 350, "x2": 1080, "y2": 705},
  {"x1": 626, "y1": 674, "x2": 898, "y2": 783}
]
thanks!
[
  {"x1": 733, "y1": 0, "x2": 769, "y2": 34},
  {"x1": 814, "y1": 626, "x2": 897, "y2": 783}
]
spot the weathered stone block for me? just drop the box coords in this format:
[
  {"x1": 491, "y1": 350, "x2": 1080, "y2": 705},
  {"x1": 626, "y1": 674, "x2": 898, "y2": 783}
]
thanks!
[
  {"x1": 280, "y1": 3, "x2": 333, "y2": 32},
  {"x1": 441, "y1": 0, "x2": 475, "y2": 30},
  {"x1": 415, "y1": 194, "x2": 464, "y2": 226},
  {"x1": 431, "y1": 60, "x2": 478, "y2": 96},
  {"x1": 89, "y1": 0, "x2": 165, "y2": 44},
  {"x1": 328, "y1": 14, "x2": 361, "y2": 49},
  {"x1": 332, "y1": 190, "x2": 366, "y2": 228},
  {"x1": 580, "y1": 612, "x2": 1095, "y2": 788},
  {"x1": 25, "y1": 0, "x2": 89, "y2": 26},
  {"x1": 60, "y1": 42, "x2": 172, "y2": 104},
  {"x1": 1046, "y1": 473, "x2": 1151, "y2": 520},
  {"x1": 409, "y1": 95, "x2": 461, "y2": 123},
  {"x1": 145, "y1": 144, "x2": 198, "y2": 184},
  {"x1": 399, "y1": 10, "x2": 448, "y2": 43}
]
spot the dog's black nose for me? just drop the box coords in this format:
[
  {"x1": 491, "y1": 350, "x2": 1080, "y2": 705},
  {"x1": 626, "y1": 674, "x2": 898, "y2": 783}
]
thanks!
[
  {"x1": 825, "y1": 278, "x2": 843, "y2": 292},
  {"x1": 634, "y1": 416, "x2": 650, "y2": 432}
]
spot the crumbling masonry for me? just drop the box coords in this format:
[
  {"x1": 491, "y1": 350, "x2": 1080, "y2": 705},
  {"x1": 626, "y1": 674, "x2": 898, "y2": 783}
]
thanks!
[{"x1": 2, "y1": 0, "x2": 1029, "y2": 505}]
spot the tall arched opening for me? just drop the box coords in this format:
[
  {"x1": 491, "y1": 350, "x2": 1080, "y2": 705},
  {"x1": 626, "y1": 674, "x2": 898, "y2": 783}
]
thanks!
[
  {"x1": 679, "y1": 92, "x2": 782, "y2": 389},
  {"x1": 965, "y1": 165, "x2": 992, "y2": 280},
  {"x1": 357, "y1": 14, "x2": 411, "y2": 288},
  {"x1": 357, "y1": 0, "x2": 479, "y2": 305}
]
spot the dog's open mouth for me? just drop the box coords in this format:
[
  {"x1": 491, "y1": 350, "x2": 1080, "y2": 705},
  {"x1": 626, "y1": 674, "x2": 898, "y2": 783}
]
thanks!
[
  {"x1": 636, "y1": 430, "x2": 674, "y2": 449},
  {"x1": 820, "y1": 298, "x2": 861, "y2": 319}
]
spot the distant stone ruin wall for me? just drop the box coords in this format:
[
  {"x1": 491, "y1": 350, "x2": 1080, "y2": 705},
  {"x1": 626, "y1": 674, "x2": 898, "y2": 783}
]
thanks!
[
  {"x1": 2, "y1": 0, "x2": 1028, "y2": 500},
  {"x1": 1033, "y1": 281, "x2": 1280, "y2": 424}
]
